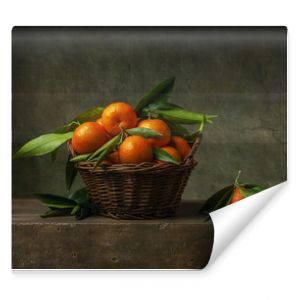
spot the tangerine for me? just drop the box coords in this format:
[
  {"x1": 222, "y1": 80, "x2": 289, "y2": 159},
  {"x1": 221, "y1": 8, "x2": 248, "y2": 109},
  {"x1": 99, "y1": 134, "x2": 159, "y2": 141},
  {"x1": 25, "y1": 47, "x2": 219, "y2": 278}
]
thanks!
[
  {"x1": 72, "y1": 122, "x2": 108, "y2": 154},
  {"x1": 108, "y1": 150, "x2": 120, "y2": 164},
  {"x1": 96, "y1": 117, "x2": 112, "y2": 139},
  {"x1": 138, "y1": 119, "x2": 171, "y2": 147},
  {"x1": 171, "y1": 136, "x2": 191, "y2": 159},
  {"x1": 119, "y1": 136, "x2": 153, "y2": 164},
  {"x1": 229, "y1": 188, "x2": 244, "y2": 204},
  {"x1": 101, "y1": 102, "x2": 138, "y2": 136}
]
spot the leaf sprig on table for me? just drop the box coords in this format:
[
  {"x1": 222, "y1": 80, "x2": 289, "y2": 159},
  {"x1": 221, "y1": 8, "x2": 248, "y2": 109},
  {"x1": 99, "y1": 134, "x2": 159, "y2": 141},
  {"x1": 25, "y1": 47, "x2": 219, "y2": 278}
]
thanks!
[{"x1": 36, "y1": 188, "x2": 92, "y2": 220}]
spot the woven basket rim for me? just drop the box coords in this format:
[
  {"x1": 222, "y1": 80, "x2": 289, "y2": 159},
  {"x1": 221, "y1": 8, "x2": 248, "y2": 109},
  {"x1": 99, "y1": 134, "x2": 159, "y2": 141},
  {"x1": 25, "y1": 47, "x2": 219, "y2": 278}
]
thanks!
[{"x1": 68, "y1": 134, "x2": 202, "y2": 172}]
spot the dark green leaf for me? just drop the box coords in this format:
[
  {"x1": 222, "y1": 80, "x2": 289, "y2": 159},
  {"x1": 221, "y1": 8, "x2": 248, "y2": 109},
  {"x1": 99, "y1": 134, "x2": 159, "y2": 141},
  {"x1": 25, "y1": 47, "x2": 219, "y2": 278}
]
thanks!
[
  {"x1": 69, "y1": 187, "x2": 90, "y2": 208},
  {"x1": 239, "y1": 185, "x2": 265, "y2": 198},
  {"x1": 50, "y1": 148, "x2": 59, "y2": 163},
  {"x1": 35, "y1": 193, "x2": 76, "y2": 209},
  {"x1": 147, "y1": 101, "x2": 183, "y2": 111},
  {"x1": 135, "y1": 77, "x2": 176, "y2": 113},
  {"x1": 40, "y1": 208, "x2": 73, "y2": 218},
  {"x1": 65, "y1": 154, "x2": 78, "y2": 191},
  {"x1": 76, "y1": 207, "x2": 92, "y2": 220},
  {"x1": 127, "y1": 127, "x2": 162, "y2": 138},
  {"x1": 153, "y1": 147, "x2": 180, "y2": 165},
  {"x1": 201, "y1": 185, "x2": 235, "y2": 213},
  {"x1": 14, "y1": 132, "x2": 73, "y2": 158}
]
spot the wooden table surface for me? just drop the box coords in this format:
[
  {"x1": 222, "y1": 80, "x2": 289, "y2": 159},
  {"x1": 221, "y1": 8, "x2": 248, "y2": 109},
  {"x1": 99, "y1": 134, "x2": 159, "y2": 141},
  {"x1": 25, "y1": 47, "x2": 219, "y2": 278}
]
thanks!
[{"x1": 12, "y1": 199, "x2": 214, "y2": 269}]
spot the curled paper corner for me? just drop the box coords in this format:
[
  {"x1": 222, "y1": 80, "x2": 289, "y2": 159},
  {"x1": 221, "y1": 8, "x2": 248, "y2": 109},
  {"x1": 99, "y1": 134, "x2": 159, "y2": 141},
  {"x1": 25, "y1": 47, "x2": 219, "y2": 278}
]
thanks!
[{"x1": 207, "y1": 181, "x2": 287, "y2": 266}]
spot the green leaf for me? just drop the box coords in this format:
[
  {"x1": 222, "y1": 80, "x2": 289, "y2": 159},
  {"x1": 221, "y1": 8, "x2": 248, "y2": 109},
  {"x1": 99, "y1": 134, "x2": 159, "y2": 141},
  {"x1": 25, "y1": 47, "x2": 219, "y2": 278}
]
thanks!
[
  {"x1": 153, "y1": 147, "x2": 180, "y2": 165},
  {"x1": 151, "y1": 108, "x2": 217, "y2": 125},
  {"x1": 35, "y1": 194, "x2": 76, "y2": 209},
  {"x1": 37, "y1": 188, "x2": 92, "y2": 220},
  {"x1": 135, "y1": 77, "x2": 176, "y2": 113},
  {"x1": 40, "y1": 208, "x2": 73, "y2": 218},
  {"x1": 72, "y1": 106, "x2": 104, "y2": 123},
  {"x1": 127, "y1": 127, "x2": 162, "y2": 138},
  {"x1": 88, "y1": 133, "x2": 121, "y2": 161},
  {"x1": 65, "y1": 154, "x2": 78, "y2": 191},
  {"x1": 54, "y1": 121, "x2": 79, "y2": 134},
  {"x1": 184, "y1": 131, "x2": 201, "y2": 144},
  {"x1": 201, "y1": 185, "x2": 235, "y2": 213},
  {"x1": 70, "y1": 153, "x2": 91, "y2": 162},
  {"x1": 201, "y1": 183, "x2": 265, "y2": 213},
  {"x1": 54, "y1": 107, "x2": 103, "y2": 134},
  {"x1": 239, "y1": 185, "x2": 265, "y2": 198},
  {"x1": 71, "y1": 205, "x2": 80, "y2": 216},
  {"x1": 14, "y1": 132, "x2": 73, "y2": 158},
  {"x1": 252, "y1": 186, "x2": 265, "y2": 193},
  {"x1": 162, "y1": 119, "x2": 190, "y2": 137}
]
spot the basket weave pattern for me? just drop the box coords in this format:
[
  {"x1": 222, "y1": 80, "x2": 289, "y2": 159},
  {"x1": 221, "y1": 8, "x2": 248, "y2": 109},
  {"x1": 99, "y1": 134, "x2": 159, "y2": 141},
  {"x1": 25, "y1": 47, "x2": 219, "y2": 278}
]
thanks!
[{"x1": 70, "y1": 136, "x2": 201, "y2": 219}]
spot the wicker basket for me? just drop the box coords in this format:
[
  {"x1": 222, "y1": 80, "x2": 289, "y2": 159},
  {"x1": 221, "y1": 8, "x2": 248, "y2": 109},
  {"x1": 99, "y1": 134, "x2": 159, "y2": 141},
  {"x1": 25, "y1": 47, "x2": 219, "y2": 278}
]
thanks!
[{"x1": 69, "y1": 135, "x2": 202, "y2": 219}]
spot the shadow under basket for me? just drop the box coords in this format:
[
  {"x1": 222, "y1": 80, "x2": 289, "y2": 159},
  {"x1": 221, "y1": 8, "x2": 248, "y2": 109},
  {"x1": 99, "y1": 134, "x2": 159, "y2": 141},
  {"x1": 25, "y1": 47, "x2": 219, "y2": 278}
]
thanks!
[{"x1": 69, "y1": 135, "x2": 202, "y2": 220}]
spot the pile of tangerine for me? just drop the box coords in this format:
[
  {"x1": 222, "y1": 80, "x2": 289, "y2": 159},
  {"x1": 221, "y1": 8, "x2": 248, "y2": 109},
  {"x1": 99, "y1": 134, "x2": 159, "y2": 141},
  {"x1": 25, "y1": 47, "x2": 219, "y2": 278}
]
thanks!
[{"x1": 72, "y1": 102, "x2": 191, "y2": 164}]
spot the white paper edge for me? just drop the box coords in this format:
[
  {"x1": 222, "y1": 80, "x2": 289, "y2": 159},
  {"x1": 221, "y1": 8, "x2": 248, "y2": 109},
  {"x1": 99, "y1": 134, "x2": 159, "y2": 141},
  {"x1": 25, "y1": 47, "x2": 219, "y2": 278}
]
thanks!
[{"x1": 207, "y1": 181, "x2": 287, "y2": 265}]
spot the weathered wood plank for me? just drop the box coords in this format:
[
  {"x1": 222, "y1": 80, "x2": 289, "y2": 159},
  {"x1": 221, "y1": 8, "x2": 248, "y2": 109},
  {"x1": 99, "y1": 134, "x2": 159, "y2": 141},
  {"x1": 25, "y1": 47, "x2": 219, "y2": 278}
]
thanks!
[{"x1": 12, "y1": 199, "x2": 214, "y2": 269}]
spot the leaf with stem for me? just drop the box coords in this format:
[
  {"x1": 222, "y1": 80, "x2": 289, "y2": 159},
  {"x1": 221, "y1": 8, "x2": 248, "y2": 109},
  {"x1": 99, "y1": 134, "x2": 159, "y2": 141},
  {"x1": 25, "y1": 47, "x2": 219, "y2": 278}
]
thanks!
[
  {"x1": 54, "y1": 107, "x2": 103, "y2": 134},
  {"x1": 14, "y1": 132, "x2": 73, "y2": 159},
  {"x1": 40, "y1": 208, "x2": 73, "y2": 218},
  {"x1": 161, "y1": 118, "x2": 190, "y2": 137},
  {"x1": 150, "y1": 108, "x2": 218, "y2": 125},
  {"x1": 35, "y1": 194, "x2": 77, "y2": 209},
  {"x1": 70, "y1": 153, "x2": 91, "y2": 162},
  {"x1": 135, "y1": 77, "x2": 176, "y2": 113},
  {"x1": 88, "y1": 133, "x2": 122, "y2": 161},
  {"x1": 153, "y1": 147, "x2": 180, "y2": 165},
  {"x1": 201, "y1": 185, "x2": 235, "y2": 213},
  {"x1": 127, "y1": 127, "x2": 162, "y2": 138}
]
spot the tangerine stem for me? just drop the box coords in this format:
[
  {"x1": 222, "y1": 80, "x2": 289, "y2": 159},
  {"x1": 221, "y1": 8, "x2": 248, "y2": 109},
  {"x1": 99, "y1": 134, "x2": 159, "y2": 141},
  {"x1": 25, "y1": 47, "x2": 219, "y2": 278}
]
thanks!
[{"x1": 234, "y1": 170, "x2": 242, "y2": 187}]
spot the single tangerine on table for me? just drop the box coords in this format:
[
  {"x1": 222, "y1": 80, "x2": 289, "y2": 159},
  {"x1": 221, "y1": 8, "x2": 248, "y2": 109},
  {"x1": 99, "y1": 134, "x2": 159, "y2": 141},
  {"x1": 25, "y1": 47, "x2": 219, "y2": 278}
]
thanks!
[
  {"x1": 119, "y1": 136, "x2": 153, "y2": 164},
  {"x1": 101, "y1": 102, "x2": 138, "y2": 136},
  {"x1": 160, "y1": 146, "x2": 181, "y2": 163},
  {"x1": 229, "y1": 187, "x2": 244, "y2": 204},
  {"x1": 72, "y1": 122, "x2": 108, "y2": 154},
  {"x1": 171, "y1": 136, "x2": 191, "y2": 159},
  {"x1": 138, "y1": 119, "x2": 171, "y2": 147}
]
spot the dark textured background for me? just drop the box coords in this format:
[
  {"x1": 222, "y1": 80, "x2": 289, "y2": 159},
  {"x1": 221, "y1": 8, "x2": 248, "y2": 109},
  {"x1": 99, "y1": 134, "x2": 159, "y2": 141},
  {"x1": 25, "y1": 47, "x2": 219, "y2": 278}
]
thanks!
[{"x1": 12, "y1": 27, "x2": 287, "y2": 199}]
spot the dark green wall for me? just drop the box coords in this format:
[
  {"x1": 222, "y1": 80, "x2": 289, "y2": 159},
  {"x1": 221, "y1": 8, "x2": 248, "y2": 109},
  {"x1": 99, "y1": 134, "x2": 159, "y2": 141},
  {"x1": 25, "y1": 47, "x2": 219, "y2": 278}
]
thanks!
[{"x1": 12, "y1": 27, "x2": 287, "y2": 199}]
